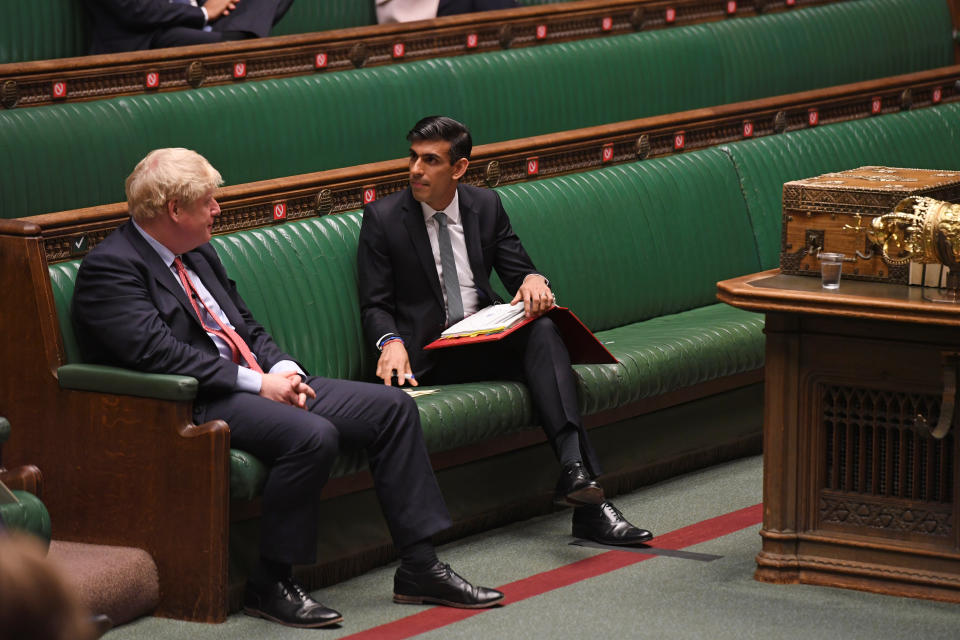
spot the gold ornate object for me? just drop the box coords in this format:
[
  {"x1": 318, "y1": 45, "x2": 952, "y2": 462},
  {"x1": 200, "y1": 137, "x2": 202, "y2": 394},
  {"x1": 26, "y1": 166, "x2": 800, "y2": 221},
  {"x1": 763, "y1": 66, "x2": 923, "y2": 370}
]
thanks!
[
  {"x1": 498, "y1": 24, "x2": 513, "y2": 49},
  {"x1": 315, "y1": 189, "x2": 332, "y2": 215},
  {"x1": 635, "y1": 134, "x2": 650, "y2": 160},
  {"x1": 484, "y1": 160, "x2": 501, "y2": 188},
  {"x1": 349, "y1": 42, "x2": 368, "y2": 68},
  {"x1": 186, "y1": 61, "x2": 205, "y2": 88},
  {"x1": 1, "y1": 80, "x2": 19, "y2": 109},
  {"x1": 773, "y1": 111, "x2": 787, "y2": 134},
  {"x1": 869, "y1": 196, "x2": 960, "y2": 298}
]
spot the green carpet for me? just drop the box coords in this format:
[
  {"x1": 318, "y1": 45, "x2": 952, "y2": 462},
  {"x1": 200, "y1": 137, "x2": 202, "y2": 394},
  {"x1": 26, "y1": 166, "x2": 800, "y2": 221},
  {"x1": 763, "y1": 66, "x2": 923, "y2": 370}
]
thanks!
[{"x1": 105, "y1": 456, "x2": 960, "y2": 639}]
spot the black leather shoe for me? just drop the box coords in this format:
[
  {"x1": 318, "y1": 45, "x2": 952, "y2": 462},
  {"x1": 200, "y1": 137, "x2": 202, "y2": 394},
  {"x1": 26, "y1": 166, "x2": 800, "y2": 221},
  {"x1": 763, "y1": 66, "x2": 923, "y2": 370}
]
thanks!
[
  {"x1": 554, "y1": 461, "x2": 605, "y2": 507},
  {"x1": 394, "y1": 561, "x2": 504, "y2": 609},
  {"x1": 243, "y1": 578, "x2": 343, "y2": 628},
  {"x1": 572, "y1": 501, "x2": 653, "y2": 546}
]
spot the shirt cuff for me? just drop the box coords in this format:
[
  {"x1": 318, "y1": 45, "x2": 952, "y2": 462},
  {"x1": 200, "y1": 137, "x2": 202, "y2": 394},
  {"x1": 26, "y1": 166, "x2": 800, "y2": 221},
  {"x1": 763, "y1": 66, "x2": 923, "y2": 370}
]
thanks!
[
  {"x1": 236, "y1": 366, "x2": 262, "y2": 394},
  {"x1": 201, "y1": 6, "x2": 209, "y2": 25},
  {"x1": 269, "y1": 360, "x2": 306, "y2": 377}
]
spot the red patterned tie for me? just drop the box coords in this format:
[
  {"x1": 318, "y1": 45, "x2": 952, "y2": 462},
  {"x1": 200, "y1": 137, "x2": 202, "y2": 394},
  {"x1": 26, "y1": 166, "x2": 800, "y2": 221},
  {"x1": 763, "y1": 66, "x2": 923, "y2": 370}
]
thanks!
[{"x1": 173, "y1": 257, "x2": 263, "y2": 373}]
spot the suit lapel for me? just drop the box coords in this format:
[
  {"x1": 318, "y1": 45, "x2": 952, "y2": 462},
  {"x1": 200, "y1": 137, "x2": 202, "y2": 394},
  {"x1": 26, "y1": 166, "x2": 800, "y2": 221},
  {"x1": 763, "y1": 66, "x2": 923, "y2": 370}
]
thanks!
[
  {"x1": 400, "y1": 189, "x2": 445, "y2": 308},
  {"x1": 121, "y1": 223, "x2": 195, "y2": 317}
]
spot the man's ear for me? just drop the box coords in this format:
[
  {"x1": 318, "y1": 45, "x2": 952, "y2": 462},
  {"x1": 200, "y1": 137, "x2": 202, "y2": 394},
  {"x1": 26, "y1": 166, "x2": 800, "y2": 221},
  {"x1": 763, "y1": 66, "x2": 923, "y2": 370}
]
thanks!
[
  {"x1": 166, "y1": 199, "x2": 178, "y2": 219},
  {"x1": 452, "y1": 157, "x2": 470, "y2": 180}
]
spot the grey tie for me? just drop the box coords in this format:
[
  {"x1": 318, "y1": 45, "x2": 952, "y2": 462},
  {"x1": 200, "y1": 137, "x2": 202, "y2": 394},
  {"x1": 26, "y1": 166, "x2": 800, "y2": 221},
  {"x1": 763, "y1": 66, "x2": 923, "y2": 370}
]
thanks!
[{"x1": 434, "y1": 212, "x2": 464, "y2": 325}]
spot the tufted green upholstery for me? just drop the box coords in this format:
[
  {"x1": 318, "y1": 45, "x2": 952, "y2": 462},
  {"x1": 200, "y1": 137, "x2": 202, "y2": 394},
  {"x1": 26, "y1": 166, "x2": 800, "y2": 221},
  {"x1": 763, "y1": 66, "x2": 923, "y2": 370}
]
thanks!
[
  {"x1": 0, "y1": 0, "x2": 89, "y2": 64},
  {"x1": 269, "y1": 1, "x2": 375, "y2": 37},
  {"x1": 0, "y1": 0, "x2": 375, "y2": 64},
  {"x1": 2, "y1": 0, "x2": 952, "y2": 218},
  {"x1": 45, "y1": 101, "x2": 960, "y2": 504}
]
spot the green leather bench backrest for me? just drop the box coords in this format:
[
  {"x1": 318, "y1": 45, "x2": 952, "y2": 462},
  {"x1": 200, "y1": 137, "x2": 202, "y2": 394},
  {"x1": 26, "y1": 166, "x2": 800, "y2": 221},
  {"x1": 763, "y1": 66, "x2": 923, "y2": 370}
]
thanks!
[
  {"x1": 0, "y1": 0, "x2": 89, "y2": 64},
  {"x1": 209, "y1": 213, "x2": 371, "y2": 380},
  {"x1": 49, "y1": 260, "x2": 83, "y2": 365},
  {"x1": 496, "y1": 148, "x2": 761, "y2": 331},
  {"x1": 266, "y1": 2, "x2": 375, "y2": 38},
  {"x1": 724, "y1": 102, "x2": 960, "y2": 269},
  {"x1": 0, "y1": 0, "x2": 375, "y2": 64},
  {"x1": 2, "y1": 0, "x2": 952, "y2": 218}
]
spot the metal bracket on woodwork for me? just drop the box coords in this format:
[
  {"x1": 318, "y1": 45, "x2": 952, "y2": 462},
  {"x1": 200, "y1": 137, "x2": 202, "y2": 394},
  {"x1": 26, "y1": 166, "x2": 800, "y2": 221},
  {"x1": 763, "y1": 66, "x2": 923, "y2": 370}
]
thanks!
[{"x1": 915, "y1": 352, "x2": 960, "y2": 439}]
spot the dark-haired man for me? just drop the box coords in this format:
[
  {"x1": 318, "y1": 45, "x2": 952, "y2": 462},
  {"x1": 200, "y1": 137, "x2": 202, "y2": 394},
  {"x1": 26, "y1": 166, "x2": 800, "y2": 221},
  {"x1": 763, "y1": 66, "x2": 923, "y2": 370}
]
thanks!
[
  {"x1": 358, "y1": 116, "x2": 653, "y2": 547},
  {"x1": 72, "y1": 148, "x2": 503, "y2": 629}
]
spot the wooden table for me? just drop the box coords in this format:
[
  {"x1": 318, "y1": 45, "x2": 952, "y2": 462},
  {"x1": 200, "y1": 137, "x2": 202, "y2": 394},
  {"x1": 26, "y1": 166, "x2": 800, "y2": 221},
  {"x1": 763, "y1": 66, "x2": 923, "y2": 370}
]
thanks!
[{"x1": 718, "y1": 269, "x2": 960, "y2": 603}]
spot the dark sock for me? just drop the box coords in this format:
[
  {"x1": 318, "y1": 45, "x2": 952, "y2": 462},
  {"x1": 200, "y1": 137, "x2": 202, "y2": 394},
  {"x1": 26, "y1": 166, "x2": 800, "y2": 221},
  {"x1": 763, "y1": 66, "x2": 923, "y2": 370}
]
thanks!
[
  {"x1": 556, "y1": 425, "x2": 584, "y2": 468},
  {"x1": 399, "y1": 538, "x2": 439, "y2": 573},
  {"x1": 251, "y1": 556, "x2": 292, "y2": 588}
]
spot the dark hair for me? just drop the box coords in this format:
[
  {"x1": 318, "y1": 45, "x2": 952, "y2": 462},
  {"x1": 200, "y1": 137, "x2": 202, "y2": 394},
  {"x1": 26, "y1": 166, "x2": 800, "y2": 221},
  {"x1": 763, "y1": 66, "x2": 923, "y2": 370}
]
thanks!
[{"x1": 407, "y1": 116, "x2": 472, "y2": 164}]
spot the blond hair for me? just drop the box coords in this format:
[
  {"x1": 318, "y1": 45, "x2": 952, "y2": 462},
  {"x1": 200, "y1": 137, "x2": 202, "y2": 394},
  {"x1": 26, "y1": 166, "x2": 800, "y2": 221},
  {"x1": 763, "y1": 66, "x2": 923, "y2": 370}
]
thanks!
[{"x1": 125, "y1": 148, "x2": 223, "y2": 222}]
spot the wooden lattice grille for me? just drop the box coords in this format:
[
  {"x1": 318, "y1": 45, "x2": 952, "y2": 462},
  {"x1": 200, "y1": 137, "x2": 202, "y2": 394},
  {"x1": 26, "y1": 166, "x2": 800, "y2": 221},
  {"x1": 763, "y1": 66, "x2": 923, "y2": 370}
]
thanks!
[{"x1": 822, "y1": 385, "x2": 953, "y2": 503}]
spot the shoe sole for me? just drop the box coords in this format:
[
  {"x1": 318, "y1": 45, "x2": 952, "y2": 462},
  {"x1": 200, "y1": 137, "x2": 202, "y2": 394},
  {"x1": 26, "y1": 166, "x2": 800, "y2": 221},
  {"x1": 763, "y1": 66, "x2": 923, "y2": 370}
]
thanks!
[
  {"x1": 554, "y1": 484, "x2": 606, "y2": 507},
  {"x1": 243, "y1": 606, "x2": 343, "y2": 628},
  {"x1": 572, "y1": 531, "x2": 655, "y2": 546},
  {"x1": 393, "y1": 593, "x2": 504, "y2": 609}
]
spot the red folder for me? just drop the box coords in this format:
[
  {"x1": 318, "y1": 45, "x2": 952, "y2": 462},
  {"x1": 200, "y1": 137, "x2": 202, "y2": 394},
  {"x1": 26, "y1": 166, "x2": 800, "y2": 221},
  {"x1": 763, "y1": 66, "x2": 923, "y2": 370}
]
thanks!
[{"x1": 423, "y1": 306, "x2": 617, "y2": 364}]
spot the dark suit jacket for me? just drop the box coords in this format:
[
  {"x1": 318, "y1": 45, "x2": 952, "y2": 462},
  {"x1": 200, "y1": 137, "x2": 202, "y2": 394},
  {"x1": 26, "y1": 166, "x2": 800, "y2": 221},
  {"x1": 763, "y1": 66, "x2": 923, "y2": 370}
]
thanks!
[
  {"x1": 357, "y1": 184, "x2": 538, "y2": 376},
  {"x1": 72, "y1": 222, "x2": 296, "y2": 400},
  {"x1": 83, "y1": 0, "x2": 289, "y2": 54}
]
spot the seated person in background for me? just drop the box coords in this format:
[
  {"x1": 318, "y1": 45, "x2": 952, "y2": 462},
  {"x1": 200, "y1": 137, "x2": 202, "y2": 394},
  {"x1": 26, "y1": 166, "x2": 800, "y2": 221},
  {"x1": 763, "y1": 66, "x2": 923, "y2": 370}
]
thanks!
[
  {"x1": 377, "y1": 0, "x2": 517, "y2": 23},
  {"x1": 358, "y1": 116, "x2": 654, "y2": 548},
  {"x1": 83, "y1": 0, "x2": 295, "y2": 54},
  {"x1": 72, "y1": 148, "x2": 503, "y2": 629}
]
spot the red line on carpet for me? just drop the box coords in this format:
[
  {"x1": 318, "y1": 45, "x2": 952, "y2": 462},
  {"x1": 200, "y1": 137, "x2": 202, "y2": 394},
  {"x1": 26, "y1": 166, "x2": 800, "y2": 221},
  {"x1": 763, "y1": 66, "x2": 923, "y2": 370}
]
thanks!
[{"x1": 340, "y1": 503, "x2": 763, "y2": 640}]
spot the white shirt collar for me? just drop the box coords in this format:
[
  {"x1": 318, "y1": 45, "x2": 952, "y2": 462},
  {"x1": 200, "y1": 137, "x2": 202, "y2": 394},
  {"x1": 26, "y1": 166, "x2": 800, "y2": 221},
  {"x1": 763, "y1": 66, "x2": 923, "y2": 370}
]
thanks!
[
  {"x1": 131, "y1": 219, "x2": 176, "y2": 268},
  {"x1": 420, "y1": 188, "x2": 460, "y2": 225}
]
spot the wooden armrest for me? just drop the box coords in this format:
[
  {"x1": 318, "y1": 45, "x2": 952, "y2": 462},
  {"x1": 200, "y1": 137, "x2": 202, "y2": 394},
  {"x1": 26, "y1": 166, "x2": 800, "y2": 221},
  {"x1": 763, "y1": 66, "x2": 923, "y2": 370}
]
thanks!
[
  {"x1": 57, "y1": 364, "x2": 198, "y2": 401},
  {"x1": 0, "y1": 464, "x2": 43, "y2": 497}
]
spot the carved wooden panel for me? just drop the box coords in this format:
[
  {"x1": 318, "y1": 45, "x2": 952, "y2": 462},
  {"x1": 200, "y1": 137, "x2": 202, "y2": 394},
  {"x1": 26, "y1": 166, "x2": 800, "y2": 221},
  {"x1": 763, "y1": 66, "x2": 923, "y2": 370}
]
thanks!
[{"x1": 818, "y1": 384, "x2": 953, "y2": 537}]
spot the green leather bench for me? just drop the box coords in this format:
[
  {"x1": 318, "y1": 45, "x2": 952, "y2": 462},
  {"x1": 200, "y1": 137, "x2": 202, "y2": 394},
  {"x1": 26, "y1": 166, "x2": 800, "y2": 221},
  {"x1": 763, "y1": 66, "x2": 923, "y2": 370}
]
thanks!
[{"x1": 1, "y1": 0, "x2": 952, "y2": 218}]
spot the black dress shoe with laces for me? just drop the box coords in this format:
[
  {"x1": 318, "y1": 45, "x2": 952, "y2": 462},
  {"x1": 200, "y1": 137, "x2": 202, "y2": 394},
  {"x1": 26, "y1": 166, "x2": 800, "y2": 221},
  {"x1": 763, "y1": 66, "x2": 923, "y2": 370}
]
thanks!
[
  {"x1": 572, "y1": 501, "x2": 653, "y2": 546},
  {"x1": 243, "y1": 577, "x2": 343, "y2": 628},
  {"x1": 554, "y1": 461, "x2": 605, "y2": 507},
  {"x1": 394, "y1": 561, "x2": 504, "y2": 609}
]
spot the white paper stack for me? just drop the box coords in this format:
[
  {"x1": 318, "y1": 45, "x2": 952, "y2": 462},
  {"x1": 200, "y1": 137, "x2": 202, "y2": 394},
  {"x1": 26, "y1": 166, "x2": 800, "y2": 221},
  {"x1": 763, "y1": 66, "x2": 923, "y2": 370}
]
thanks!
[{"x1": 440, "y1": 303, "x2": 527, "y2": 338}]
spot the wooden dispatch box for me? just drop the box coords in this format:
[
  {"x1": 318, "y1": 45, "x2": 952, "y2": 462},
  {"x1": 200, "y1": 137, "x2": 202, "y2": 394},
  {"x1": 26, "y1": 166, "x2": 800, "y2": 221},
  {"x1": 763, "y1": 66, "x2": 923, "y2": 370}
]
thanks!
[{"x1": 780, "y1": 166, "x2": 960, "y2": 283}]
